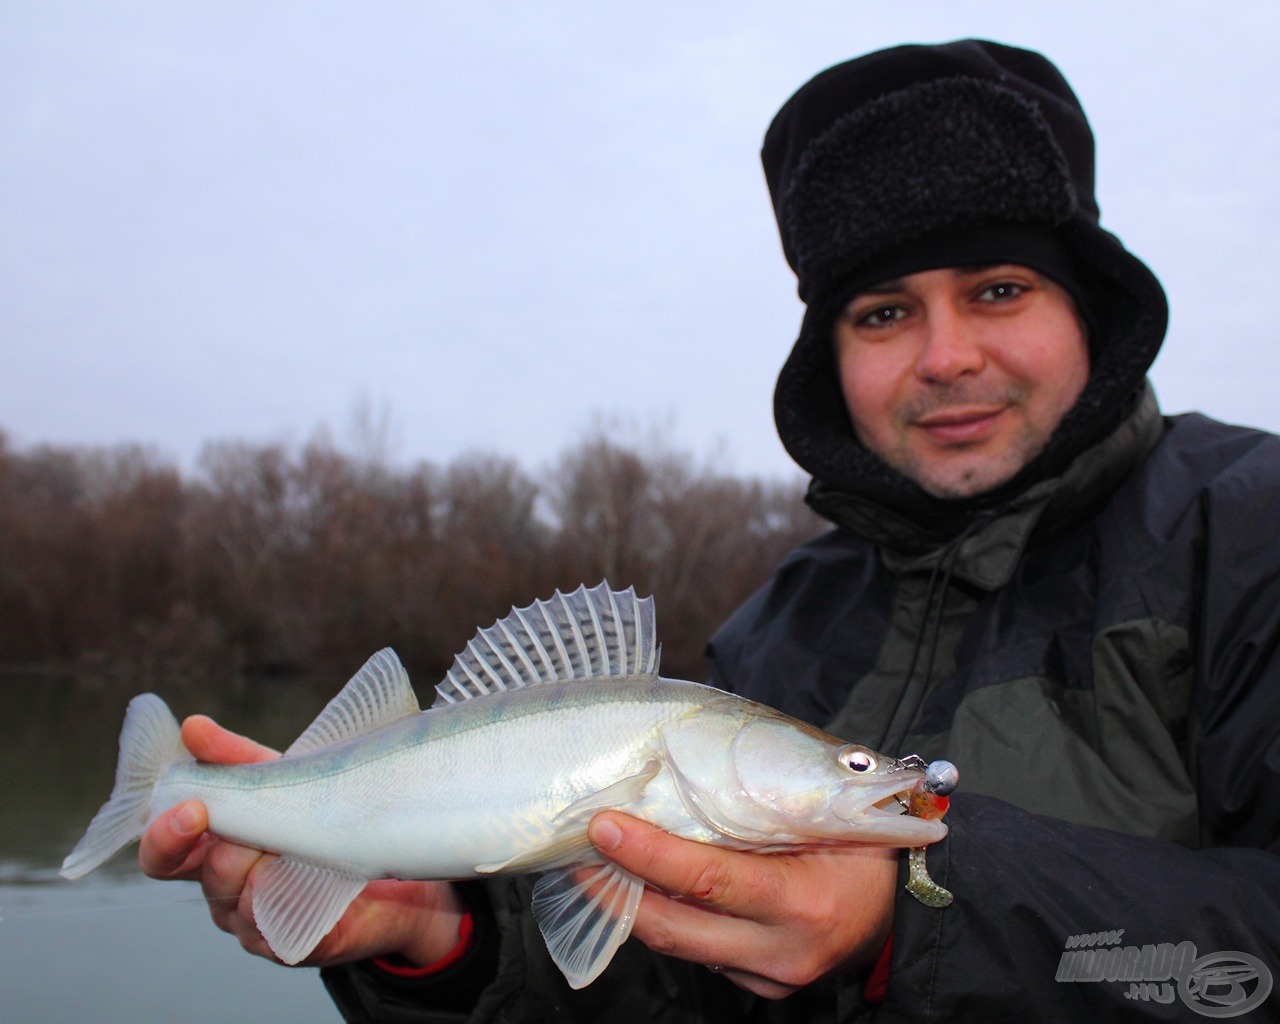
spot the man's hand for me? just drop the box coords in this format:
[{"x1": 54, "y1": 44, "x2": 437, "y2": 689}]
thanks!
[
  {"x1": 588, "y1": 812, "x2": 897, "y2": 1000},
  {"x1": 138, "y1": 715, "x2": 468, "y2": 968}
]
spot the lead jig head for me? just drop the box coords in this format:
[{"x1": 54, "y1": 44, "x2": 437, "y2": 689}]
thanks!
[{"x1": 923, "y1": 760, "x2": 958, "y2": 797}]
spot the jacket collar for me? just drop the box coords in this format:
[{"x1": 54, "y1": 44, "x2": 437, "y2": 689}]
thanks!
[{"x1": 806, "y1": 384, "x2": 1163, "y2": 591}]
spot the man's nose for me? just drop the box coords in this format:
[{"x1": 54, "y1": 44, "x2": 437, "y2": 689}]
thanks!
[{"x1": 914, "y1": 310, "x2": 986, "y2": 382}]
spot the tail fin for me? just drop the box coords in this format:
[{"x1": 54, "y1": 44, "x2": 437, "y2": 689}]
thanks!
[{"x1": 60, "y1": 694, "x2": 191, "y2": 879}]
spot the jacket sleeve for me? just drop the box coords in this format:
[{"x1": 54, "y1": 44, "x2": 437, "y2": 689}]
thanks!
[{"x1": 320, "y1": 877, "x2": 753, "y2": 1024}]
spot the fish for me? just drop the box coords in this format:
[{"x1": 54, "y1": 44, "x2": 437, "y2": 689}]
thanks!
[{"x1": 61, "y1": 583, "x2": 955, "y2": 989}]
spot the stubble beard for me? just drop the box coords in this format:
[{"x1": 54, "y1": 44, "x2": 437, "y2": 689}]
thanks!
[{"x1": 888, "y1": 382, "x2": 1039, "y2": 500}]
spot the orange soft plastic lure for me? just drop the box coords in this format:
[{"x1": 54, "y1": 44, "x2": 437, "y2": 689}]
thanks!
[{"x1": 905, "y1": 760, "x2": 957, "y2": 907}]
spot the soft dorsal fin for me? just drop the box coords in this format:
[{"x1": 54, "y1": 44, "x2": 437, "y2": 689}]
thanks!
[
  {"x1": 285, "y1": 648, "x2": 420, "y2": 756},
  {"x1": 432, "y1": 583, "x2": 658, "y2": 707}
]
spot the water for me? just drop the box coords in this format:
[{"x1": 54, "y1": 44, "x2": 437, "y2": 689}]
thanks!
[{"x1": 0, "y1": 671, "x2": 349, "y2": 1023}]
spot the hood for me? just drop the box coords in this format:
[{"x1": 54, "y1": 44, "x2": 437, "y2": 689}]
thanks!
[{"x1": 762, "y1": 40, "x2": 1169, "y2": 534}]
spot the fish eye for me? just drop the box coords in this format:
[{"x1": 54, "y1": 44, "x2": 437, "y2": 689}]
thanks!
[{"x1": 838, "y1": 746, "x2": 877, "y2": 773}]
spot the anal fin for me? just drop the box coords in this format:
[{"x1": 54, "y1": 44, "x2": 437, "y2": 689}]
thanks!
[
  {"x1": 532, "y1": 863, "x2": 644, "y2": 989},
  {"x1": 252, "y1": 856, "x2": 367, "y2": 965}
]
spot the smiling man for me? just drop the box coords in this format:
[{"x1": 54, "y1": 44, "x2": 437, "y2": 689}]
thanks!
[
  {"x1": 141, "y1": 39, "x2": 1280, "y2": 1024},
  {"x1": 686, "y1": 38, "x2": 1280, "y2": 1021},
  {"x1": 833, "y1": 264, "x2": 1090, "y2": 498}
]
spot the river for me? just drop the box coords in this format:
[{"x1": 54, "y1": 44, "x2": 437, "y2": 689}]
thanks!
[{"x1": 0, "y1": 670, "x2": 349, "y2": 1023}]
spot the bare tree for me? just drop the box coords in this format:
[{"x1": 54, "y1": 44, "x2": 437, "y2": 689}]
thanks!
[{"x1": 0, "y1": 423, "x2": 820, "y2": 684}]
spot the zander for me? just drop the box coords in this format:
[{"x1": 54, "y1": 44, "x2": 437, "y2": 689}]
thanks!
[{"x1": 62, "y1": 584, "x2": 956, "y2": 988}]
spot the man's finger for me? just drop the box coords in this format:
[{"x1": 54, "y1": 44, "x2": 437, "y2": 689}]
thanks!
[
  {"x1": 616, "y1": 875, "x2": 810, "y2": 997},
  {"x1": 628, "y1": 882, "x2": 765, "y2": 961},
  {"x1": 201, "y1": 839, "x2": 267, "y2": 909},
  {"x1": 588, "y1": 812, "x2": 778, "y2": 914},
  {"x1": 181, "y1": 715, "x2": 279, "y2": 764},
  {"x1": 139, "y1": 800, "x2": 209, "y2": 879}
]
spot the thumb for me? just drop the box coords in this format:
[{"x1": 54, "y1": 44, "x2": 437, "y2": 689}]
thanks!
[
  {"x1": 588, "y1": 811, "x2": 754, "y2": 913},
  {"x1": 139, "y1": 800, "x2": 209, "y2": 878}
]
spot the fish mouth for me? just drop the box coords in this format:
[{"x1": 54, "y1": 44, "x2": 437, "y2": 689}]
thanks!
[
  {"x1": 831, "y1": 775, "x2": 921, "y2": 822},
  {"x1": 829, "y1": 774, "x2": 948, "y2": 845}
]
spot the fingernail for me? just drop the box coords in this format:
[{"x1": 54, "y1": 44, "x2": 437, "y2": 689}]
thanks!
[
  {"x1": 172, "y1": 803, "x2": 202, "y2": 835},
  {"x1": 589, "y1": 818, "x2": 623, "y2": 853}
]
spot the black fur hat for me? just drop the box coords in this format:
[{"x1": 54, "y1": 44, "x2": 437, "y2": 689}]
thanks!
[{"x1": 763, "y1": 40, "x2": 1168, "y2": 523}]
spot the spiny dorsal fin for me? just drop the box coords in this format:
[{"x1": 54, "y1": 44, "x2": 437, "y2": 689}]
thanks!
[
  {"x1": 285, "y1": 648, "x2": 419, "y2": 756},
  {"x1": 432, "y1": 583, "x2": 658, "y2": 707}
]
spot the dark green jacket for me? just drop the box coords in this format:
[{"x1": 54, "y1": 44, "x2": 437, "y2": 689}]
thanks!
[{"x1": 324, "y1": 392, "x2": 1280, "y2": 1022}]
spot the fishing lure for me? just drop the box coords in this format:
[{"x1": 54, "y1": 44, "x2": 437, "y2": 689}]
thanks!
[{"x1": 901, "y1": 757, "x2": 958, "y2": 907}]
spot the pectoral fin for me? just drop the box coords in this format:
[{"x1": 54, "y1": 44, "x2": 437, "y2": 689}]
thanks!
[
  {"x1": 474, "y1": 762, "x2": 661, "y2": 874},
  {"x1": 474, "y1": 833, "x2": 596, "y2": 874},
  {"x1": 552, "y1": 759, "x2": 661, "y2": 826},
  {"x1": 531, "y1": 863, "x2": 644, "y2": 989},
  {"x1": 251, "y1": 856, "x2": 367, "y2": 965}
]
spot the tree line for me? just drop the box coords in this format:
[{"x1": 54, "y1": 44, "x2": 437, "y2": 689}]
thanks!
[{"x1": 0, "y1": 428, "x2": 823, "y2": 685}]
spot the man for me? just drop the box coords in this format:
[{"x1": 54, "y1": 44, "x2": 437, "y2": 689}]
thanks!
[{"x1": 142, "y1": 40, "x2": 1280, "y2": 1021}]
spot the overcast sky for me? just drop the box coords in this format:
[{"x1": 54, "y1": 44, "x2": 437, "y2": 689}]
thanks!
[{"x1": 3, "y1": 2, "x2": 1278, "y2": 480}]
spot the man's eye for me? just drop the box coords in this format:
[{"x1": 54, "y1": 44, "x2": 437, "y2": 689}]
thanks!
[
  {"x1": 978, "y1": 282, "x2": 1025, "y2": 302},
  {"x1": 854, "y1": 305, "x2": 905, "y2": 328}
]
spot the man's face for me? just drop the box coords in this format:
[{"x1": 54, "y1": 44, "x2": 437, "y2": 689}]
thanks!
[{"x1": 833, "y1": 264, "x2": 1090, "y2": 499}]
